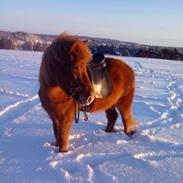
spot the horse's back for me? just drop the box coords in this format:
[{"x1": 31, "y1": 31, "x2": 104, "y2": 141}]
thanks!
[
  {"x1": 88, "y1": 57, "x2": 135, "y2": 112},
  {"x1": 105, "y1": 57, "x2": 135, "y2": 87}
]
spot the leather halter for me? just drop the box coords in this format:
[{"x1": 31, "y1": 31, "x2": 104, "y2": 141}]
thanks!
[
  {"x1": 68, "y1": 74, "x2": 90, "y2": 124},
  {"x1": 69, "y1": 78, "x2": 83, "y2": 101}
]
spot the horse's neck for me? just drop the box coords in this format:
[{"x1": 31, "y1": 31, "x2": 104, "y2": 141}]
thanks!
[{"x1": 89, "y1": 66, "x2": 105, "y2": 83}]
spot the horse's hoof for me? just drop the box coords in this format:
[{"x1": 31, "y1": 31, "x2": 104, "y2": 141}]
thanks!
[
  {"x1": 59, "y1": 149, "x2": 68, "y2": 153},
  {"x1": 125, "y1": 130, "x2": 136, "y2": 137},
  {"x1": 51, "y1": 142, "x2": 59, "y2": 147},
  {"x1": 105, "y1": 129, "x2": 113, "y2": 133},
  {"x1": 105, "y1": 128, "x2": 116, "y2": 133},
  {"x1": 59, "y1": 147, "x2": 69, "y2": 153}
]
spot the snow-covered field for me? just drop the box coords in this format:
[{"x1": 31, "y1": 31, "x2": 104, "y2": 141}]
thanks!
[{"x1": 0, "y1": 49, "x2": 183, "y2": 183}]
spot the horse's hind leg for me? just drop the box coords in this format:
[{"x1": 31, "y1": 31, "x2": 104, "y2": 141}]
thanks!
[
  {"x1": 105, "y1": 106, "x2": 118, "y2": 132},
  {"x1": 117, "y1": 89, "x2": 137, "y2": 136}
]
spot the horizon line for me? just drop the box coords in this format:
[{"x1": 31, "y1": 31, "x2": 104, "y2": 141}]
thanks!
[{"x1": 0, "y1": 29, "x2": 182, "y2": 49}]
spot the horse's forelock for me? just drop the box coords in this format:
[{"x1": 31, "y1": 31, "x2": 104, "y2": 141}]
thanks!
[
  {"x1": 50, "y1": 33, "x2": 91, "y2": 65},
  {"x1": 40, "y1": 34, "x2": 91, "y2": 86},
  {"x1": 69, "y1": 40, "x2": 91, "y2": 64}
]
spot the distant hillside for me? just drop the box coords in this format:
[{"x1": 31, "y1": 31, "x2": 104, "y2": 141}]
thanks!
[{"x1": 0, "y1": 30, "x2": 182, "y2": 61}]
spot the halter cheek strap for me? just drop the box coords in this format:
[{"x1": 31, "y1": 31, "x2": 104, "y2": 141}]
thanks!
[
  {"x1": 69, "y1": 84, "x2": 89, "y2": 124},
  {"x1": 74, "y1": 101, "x2": 88, "y2": 123}
]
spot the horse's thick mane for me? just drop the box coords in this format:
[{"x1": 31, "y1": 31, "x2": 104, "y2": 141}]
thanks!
[
  {"x1": 46, "y1": 33, "x2": 77, "y2": 65},
  {"x1": 39, "y1": 33, "x2": 91, "y2": 88}
]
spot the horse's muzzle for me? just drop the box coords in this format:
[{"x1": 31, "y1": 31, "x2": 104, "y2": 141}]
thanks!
[
  {"x1": 79, "y1": 93, "x2": 95, "y2": 107},
  {"x1": 86, "y1": 95, "x2": 95, "y2": 105}
]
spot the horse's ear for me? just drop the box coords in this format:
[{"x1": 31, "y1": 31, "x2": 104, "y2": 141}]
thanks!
[{"x1": 83, "y1": 40, "x2": 88, "y2": 44}]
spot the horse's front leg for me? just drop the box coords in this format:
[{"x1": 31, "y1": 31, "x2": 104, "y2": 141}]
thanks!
[{"x1": 56, "y1": 109, "x2": 74, "y2": 152}]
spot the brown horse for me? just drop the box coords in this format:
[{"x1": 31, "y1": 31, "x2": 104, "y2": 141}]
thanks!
[{"x1": 39, "y1": 34, "x2": 137, "y2": 152}]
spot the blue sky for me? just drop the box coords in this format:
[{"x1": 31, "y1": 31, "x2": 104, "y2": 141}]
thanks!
[{"x1": 0, "y1": 0, "x2": 182, "y2": 47}]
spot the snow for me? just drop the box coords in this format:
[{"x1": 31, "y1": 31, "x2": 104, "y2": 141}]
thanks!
[{"x1": 0, "y1": 49, "x2": 183, "y2": 183}]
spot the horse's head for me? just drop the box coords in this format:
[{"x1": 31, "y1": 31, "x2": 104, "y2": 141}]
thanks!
[{"x1": 67, "y1": 37, "x2": 95, "y2": 106}]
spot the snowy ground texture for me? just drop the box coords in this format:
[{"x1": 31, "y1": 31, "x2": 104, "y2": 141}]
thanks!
[{"x1": 0, "y1": 50, "x2": 183, "y2": 183}]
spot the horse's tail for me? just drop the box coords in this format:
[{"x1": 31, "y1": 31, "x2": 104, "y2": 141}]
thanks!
[{"x1": 89, "y1": 82, "x2": 124, "y2": 112}]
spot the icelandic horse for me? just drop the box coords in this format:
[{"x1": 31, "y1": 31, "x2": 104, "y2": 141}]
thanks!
[{"x1": 38, "y1": 34, "x2": 137, "y2": 152}]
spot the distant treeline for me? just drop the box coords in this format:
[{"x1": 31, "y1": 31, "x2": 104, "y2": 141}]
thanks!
[
  {"x1": 0, "y1": 31, "x2": 182, "y2": 61},
  {"x1": 91, "y1": 44, "x2": 183, "y2": 61},
  {"x1": 0, "y1": 37, "x2": 49, "y2": 51}
]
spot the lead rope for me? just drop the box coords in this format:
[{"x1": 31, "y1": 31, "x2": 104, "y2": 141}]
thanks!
[
  {"x1": 83, "y1": 111, "x2": 88, "y2": 121},
  {"x1": 75, "y1": 101, "x2": 89, "y2": 123}
]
